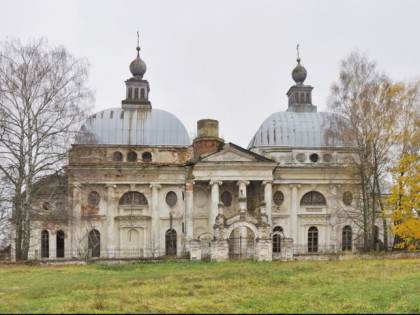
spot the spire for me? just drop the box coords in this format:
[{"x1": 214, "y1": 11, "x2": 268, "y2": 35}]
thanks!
[
  {"x1": 122, "y1": 32, "x2": 151, "y2": 109},
  {"x1": 286, "y1": 45, "x2": 316, "y2": 112},
  {"x1": 292, "y1": 44, "x2": 307, "y2": 85},
  {"x1": 129, "y1": 31, "x2": 147, "y2": 79}
]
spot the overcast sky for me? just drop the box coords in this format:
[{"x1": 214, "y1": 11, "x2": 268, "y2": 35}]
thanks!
[{"x1": 1, "y1": 0, "x2": 420, "y2": 148}]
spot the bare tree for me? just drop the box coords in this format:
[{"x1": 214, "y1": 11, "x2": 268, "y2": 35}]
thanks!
[
  {"x1": 0, "y1": 38, "x2": 94, "y2": 260},
  {"x1": 327, "y1": 51, "x2": 419, "y2": 251}
]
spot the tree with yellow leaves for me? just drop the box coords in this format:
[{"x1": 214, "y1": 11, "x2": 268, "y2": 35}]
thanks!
[{"x1": 387, "y1": 153, "x2": 420, "y2": 251}]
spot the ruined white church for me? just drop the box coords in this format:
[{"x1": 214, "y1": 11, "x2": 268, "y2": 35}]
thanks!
[{"x1": 12, "y1": 42, "x2": 391, "y2": 261}]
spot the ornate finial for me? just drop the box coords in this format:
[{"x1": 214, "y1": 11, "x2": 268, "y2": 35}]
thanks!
[
  {"x1": 296, "y1": 44, "x2": 301, "y2": 63},
  {"x1": 136, "y1": 31, "x2": 140, "y2": 56}
]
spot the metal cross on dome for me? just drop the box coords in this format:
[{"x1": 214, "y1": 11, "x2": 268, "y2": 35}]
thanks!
[{"x1": 297, "y1": 44, "x2": 300, "y2": 59}]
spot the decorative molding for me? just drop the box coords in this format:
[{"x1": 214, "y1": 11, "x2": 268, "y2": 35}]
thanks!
[
  {"x1": 237, "y1": 180, "x2": 250, "y2": 186},
  {"x1": 209, "y1": 180, "x2": 223, "y2": 186}
]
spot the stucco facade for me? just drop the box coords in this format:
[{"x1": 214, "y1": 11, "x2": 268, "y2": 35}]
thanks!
[{"x1": 12, "y1": 45, "x2": 392, "y2": 262}]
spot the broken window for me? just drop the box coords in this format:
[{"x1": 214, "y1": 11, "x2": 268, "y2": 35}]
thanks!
[
  {"x1": 342, "y1": 191, "x2": 353, "y2": 206},
  {"x1": 119, "y1": 191, "x2": 148, "y2": 206},
  {"x1": 272, "y1": 226, "x2": 283, "y2": 253},
  {"x1": 308, "y1": 226, "x2": 318, "y2": 253},
  {"x1": 342, "y1": 226, "x2": 352, "y2": 251},
  {"x1": 142, "y1": 151, "x2": 152, "y2": 162},
  {"x1": 300, "y1": 191, "x2": 326, "y2": 206},
  {"x1": 127, "y1": 151, "x2": 137, "y2": 162},
  {"x1": 112, "y1": 151, "x2": 123, "y2": 162}
]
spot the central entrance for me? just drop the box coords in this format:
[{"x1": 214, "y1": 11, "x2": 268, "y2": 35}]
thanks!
[{"x1": 228, "y1": 226, "x2": 255, "y2": 260}]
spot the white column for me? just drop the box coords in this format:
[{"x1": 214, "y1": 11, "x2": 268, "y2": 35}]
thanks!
[
  {"x1": 106, "y1": 184, "x2": 116, "y2": 257},
  {"x1": 150, "y1": 183, "x2": 161, "y2": 256},
  {"x1": 290, "y1": 184, "x2": 301, "y2": 245},
  {"x1": 185, "y1": 181, "x2": 195, "y2": 242},
  {"x1": 71, "y1": 182, "x2": 81, "y2": 257},
  {"x1": 263, "y1": 180, "x2": 273, "y2": 226},
  {"x1": 209, "y1": 181, "x2": 222, "y2": 231}
]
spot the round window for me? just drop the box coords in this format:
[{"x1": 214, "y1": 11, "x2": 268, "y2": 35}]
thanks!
[
  {"x1": 88, "y1": 191, "x2": 101, "y2": 207},
  {"x1": 166, "y1": 191, "x2": 177, "y2": 208},
  {"x1": 221, "y1": 191, "x2": 232, "y2": 207},
  {"x1": 43, "y1": 202, "x2": 51, "y2": 211},
  {"x1": 342, "y1": 191, "x2": 353, "y2": 206},
  {"x1": 273, "y1": 191, "x2": 284, "y2": 206},
  {"x1": 112, "y1": 151, "x2": 123, "y2": 162},
  {"x1": 127, "y1": 151, "x2": 137, "y2": 162},
  {"x1": 310, "y1": 153, "x2": 319, "y2": 163},
  {"x1": 142, "y1": 152, "x2": 152, "y2": 162}
]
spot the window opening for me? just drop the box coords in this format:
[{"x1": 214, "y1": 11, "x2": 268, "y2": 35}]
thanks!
[
  {"x1": 308, "y1": 226, "x2": 318, "y2": 253},
  {"x1": 113, "y1": 151, "x2": 123, "y2": 162},
  {"x1": 342, "y1": 191, "x2": 353, "y2": 206},
  {"x1": 119, "y1": 191, "x2": 148, "y2": 206},
  {"x1": 342, "y1": 226, "x2": 352, "y2": 251},
  {"x1": 88, "y1": 229, "x2": 100, "y2": 258},
  {"x1": 221, "y1": 191, "x2": 232, "y2": 207},
  {"x1": 88, "y1": 191, "x2": 100, "y2": 207},
  {"x1": 300, "y1": 191, "x2": 326, "y2": 206},
  {"x1": 273, "y1": 191, "x2": 284, "y2": 206},
  {"x1": 165, "y1": 229, "x2": 177, "y2": 256},
  {"x1": 166, "y1": 191, "x2": 177, "y2": 208},
  {"x1": 142, "y1": 152, "x2": 152, "y2": 162},
  {"x1": 56, "y1": 230, "x2": 65, "y2": 258},
  {"x1": 127, "y1": 151, "x2": 137, "y2": 162},
  {"x1": 310, "y1": 153, "x2": 319, "y2": 163},
  {"x1": 41, "y1": 230, "x2": 49, "y2": 258}
]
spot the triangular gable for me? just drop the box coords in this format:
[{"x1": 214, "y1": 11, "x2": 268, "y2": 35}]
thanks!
[{"x1": 201, "y1": 143, "x2": 274, "y2": 163}]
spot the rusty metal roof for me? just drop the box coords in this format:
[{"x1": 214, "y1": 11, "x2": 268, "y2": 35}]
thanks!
[
  {"x1": 247, "y1": 111, "x2": 343, "y2": 149},
  {"x1": 74, "y1": 108, "x2": 191, "y2": 146}
]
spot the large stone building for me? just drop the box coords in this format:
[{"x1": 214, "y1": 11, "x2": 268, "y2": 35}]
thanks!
[{"x1": 12, "y1": 43, "x2": 392, "y2": 261}]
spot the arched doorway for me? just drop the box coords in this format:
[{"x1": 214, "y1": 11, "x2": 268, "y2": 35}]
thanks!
[
  {"x1": 56, "y1": 230, "x2": 65, "y2": 258},
  {"x1": 228, "y1": 226, "x2": 255, "y2": 260},
  {"x1": 165, "y1": 229, "x2": 177, "y2": 256},
  {"x1": 88, "y1": 229, "x2": 100, "y2": 258}
]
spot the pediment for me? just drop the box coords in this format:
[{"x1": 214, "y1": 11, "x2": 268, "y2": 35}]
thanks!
[{"x1": 201, "y1": 143, "x2": 273, "y2": 163}]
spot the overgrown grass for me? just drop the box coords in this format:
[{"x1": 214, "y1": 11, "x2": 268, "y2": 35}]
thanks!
[{"x1": 0, "y1": 258, "x2": 419, "y2": 313}]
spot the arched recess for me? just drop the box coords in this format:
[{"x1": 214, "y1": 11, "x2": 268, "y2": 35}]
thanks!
[
  {"x1": 41, "y1": 230, "x2": 49, "y2": 258},
  {"x1": 88, "y1": 229, "x2": 100, "y2": 257},
  {"x1": 228, "y1": 226, "x2": 255, "y2": 260},
  {"x1": 198, "y1": 233, "x2": 213, "y2": 260},
  {"x1": 342, "y1": 225, "x2": 352, "y2": 251},
  {"x1": 272, "y1": 226, "x2": 283, "y2": 253},
  {"x1": 56, "y1": 230, "x2": 65, "y2": 258},
  {"x1": 300, "y1": 191, "x2": 327, "y2": 206},
  {"x1": 127, "y1": 229, "x2": 139, "y2": 249},
  {"x1": 165, "y1": 229, "x2": 177, "y2": 256},
  {"x1": 119, "y1": 191, "x2": 148, "y2": 206}
]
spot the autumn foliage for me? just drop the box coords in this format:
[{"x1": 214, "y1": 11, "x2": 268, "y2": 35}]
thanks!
[{"x1": 387, "y1": 153, "x2": 420, "y2": 251}]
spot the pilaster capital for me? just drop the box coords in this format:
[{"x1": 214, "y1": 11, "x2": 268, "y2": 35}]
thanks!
[
  {"x1": 289, "y1": 184, "x2": 301, "y2": 189},
  {"x1": 106, "y1": 183, "x2": 117, "y2": 189},
  {"x1": 237, "y1": 180, "x2": 250, "y2": 186},
  {"x1": 150, "y1": 183, "x2": 162, "y2": 190},
  {"x1": 262, "y1": 180, "x2": 273, "y2": 186},
  {"x1": 210, "y1": 180, "x2": 223, "y2": 186},
  {"x1": 186, "y1": 180, "x2": 195, "y2": 186},
  {"x1": 72, "y1": 182, "x2": 81, "y2": 188}
]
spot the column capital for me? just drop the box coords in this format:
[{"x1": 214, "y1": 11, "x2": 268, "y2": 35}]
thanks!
[
  {"x1": 237, "y1": 180, "x2": 250, "y2": 186},
  {"x1": 186, "y1": 180, "x2": 195, "y2": 185},
  {"x1": 210, "y1": 180, "x2": 223, "y2": 186},
  {"x1": 289, "y1": 184, "x2": 301, "y2": 189},
  {"x1": 262, "y1": 180, "x2": 273, "y2": 185},
  {"x1": 150, "y1": 183, "x2": 162, "y2": 189}
]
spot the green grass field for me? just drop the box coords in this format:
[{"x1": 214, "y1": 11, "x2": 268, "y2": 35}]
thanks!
[{"x1": 0, "y1": 258, "x2": 419, "y2": 314}]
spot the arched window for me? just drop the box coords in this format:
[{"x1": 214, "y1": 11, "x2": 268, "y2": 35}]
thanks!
[
  {"x1": 306, "y1": 92, "x2": 310, "y2": 103},
  {"x1": 128, "y1": 88, "x2": 133, "y2": 99},
  {"x1": 273, "y1": 226, "x2": 283, "y2": 253},
  {"x1": 88, "y1": 229, "x2": 100, "y2": 258},
  {"x1": 300, "y1": 92, "x2": 305, "y2": 102},
  {"x1": 308, "y1": 226, "x2": 318, "y2": 253},
  {"x1": 119, "y1": 192, "x2": 148, "y2": 206},
  {"x1": 300, "y1": 191, "x2": 326, "y2": 206},
  {"x1": 165, "y1": 229, "x2": 177, "y2": 256},
  {"x1": 295, "y1": 92, "x2": 299, "y2": 102},
  {"x1": 134, "y1": 88, "x2": 139, "y2": 99},
  {"x1": 140, "y1": 88, "x2": 145, "y2": 99},
  {"x1": 41, "y1": 230, "x2": 49, "y2": 258},
  {"x1": 342, "y1": 226, "x2": 352, "y2": 251},
  {"x1": 56, "y1": 230, "x2": 65, "y2": 258},
  {"x1": 221, "y1": 191, "x2": 232, "y2": 207}
]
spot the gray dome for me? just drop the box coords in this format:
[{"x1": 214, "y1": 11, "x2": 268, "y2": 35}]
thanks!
[
  {"x1": 130, "y1": 46, "x2": 147, "y2": 79},
  {"x1": 248, "y1": 111, "x2": 343, "y2": 148},
  {"x1": 292, "y1": 58, "x2": 307, "y2": 84},
  {"x1": 75, "y1": 108, "x2": 191, "y2": 146}
]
